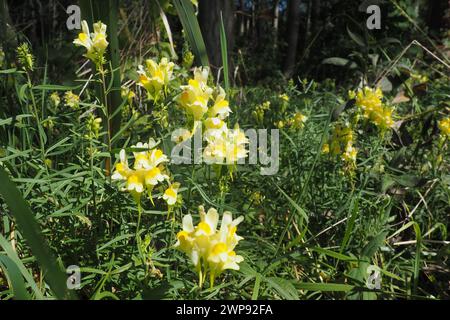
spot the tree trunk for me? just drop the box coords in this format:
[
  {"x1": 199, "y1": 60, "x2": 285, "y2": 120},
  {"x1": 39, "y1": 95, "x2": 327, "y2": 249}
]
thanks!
[
  {"x1": 199, "y1": 0, "x2": 235, "y2": 80},
  {"x1": 283, "y1": 0, "x2": 301, "y2": 78},
  {"x1": 239, "y1": 0, "x2": 245, "y2": 36}
]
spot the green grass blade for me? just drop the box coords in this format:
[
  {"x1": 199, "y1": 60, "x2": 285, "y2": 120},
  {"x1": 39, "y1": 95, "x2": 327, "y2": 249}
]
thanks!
[
  {"x1": 412, "y1": 222, "x2": 422, "y2": 295},
  {"x1": 0, "y1": 234, "x2": 44, "y2": 299},
  {"x1": 219, "y1": 11, "x2": 229, "y2": 91},
  {"x1": 275, "y1": 184, "x2": 309, "y2": 223},
  {"x1": 295, "y1": 282, "x2": 355, "y2": 292},
  {"x1": 173, "y1": 0, "x2": 209, "y2": 67},
  {"x1": 0, "y1": 255, "x2": 31, "y2": 300},
  {"x1": 105, "y1": 0, "x2": 122, "y2": 139},
  {"x1": 0, "y1": 167, "x2": 76, "y2": 299}
]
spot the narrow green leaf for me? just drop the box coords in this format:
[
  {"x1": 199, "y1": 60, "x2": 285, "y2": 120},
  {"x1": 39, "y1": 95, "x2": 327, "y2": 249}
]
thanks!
[
  {"x1": 173, "y1": 0, "x2": 209, "y2": 67},
  {"x1": 276, "y1": 185, "x2": 309, "y2": 223},
  {"x1": 219, "y1": 11, "x2": 229, "y2": 91},
  {"x1": 0, "y1": 167, "x2": 76, "y2": 299},
  {"x1": 0, "y1": 255, "x2": 31, "y2": 300}
]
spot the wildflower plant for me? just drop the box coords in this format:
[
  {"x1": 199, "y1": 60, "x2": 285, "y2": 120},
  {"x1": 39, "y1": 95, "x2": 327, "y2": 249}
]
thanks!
[
  {"x1": 349, "y1": 86, "x2": 395, "y2": 132},
  {"x1": 111, "y1": 139, "x2": 178, "y2": 209},
  {"x1": 137, "y1": 57, "x2": 175, "y2": 101},
  {"x1": 174, "y1": 206, "x2": 244, "y2": 289},
  {"x1": 73, "y1": 20, "x2": 109, "y2": 67}
]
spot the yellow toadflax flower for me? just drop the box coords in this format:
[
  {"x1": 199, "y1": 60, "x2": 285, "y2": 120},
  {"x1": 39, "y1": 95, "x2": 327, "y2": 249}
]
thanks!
[
  {"x1": 208, "y1": 87, "x2": 232, "y2": 120},
  {"x1": 73, "y1": 20, "x2": 109, "y2": 65},
  {"x1": 438, "y1": 117, "x2": 450, "y2": 138},
  {"x1": 85, "y1": 113, "x2": 102, "y2": 139},
  {"x1": 137, "y1": 57, "x2": 174, "y2": 100},
  {"x1": 64, "y1": 91, "x2": 80, "y2": 110},
  {"x1": 325, "y1": 123, "x2": 357, "y2": 167},
  {"x1": 178, "y1": 67, "x2": 213, "y2": 121},
  {"x1": 203, "y1": 126, "x2": 248, "y2": 165},
  {"x1": 350, "y1": 86, "x2": 394, "y2": 131},
  {"x1": 174, "y1": 206, "x2": 244, "y2": 288},
  {"x1": 288, "y1": 112, "x2": 308, "y2": 129},
  {"x1": 112, "y1": 139, "x2": 175, "y2": 205},
  {"x1": 50, "y1": 92, "x2": 60, "y2": 108},
  {"x1": 162, "y1": 182, "x2": 180, "y2": 207},
  {"x1": 279, "y1": 93, "x2": 289, "y2": 102}
]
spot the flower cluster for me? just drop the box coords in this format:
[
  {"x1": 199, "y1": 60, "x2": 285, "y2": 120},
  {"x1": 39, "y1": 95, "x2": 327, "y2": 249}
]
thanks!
[
  {"x1": 73, "y1": 20, "x2": 109, "y2": 66},
  {"x1": 112, "y1": 139, "x2": 179, "y2": 207},
  {"x1": 50, "y1": 92, "x2": 61, "y2": 109},
  {"x1": 438, "y1": 117, "x2": 450, "y2": 139},
  {"x1": 203, "y1": 123, "x2": 248, "y2": 165},
  {"x1": 287, "y1": 112, "x2": 308, "y2": 129},
  {"x1": 85, "y1": 113, "x2": 102, "y2": 139},
  {"x1": 64, "y1": 91, "x2": 80, "y2": 110},
  {"x1": 252, "y1": 100, "x2": 270, "y2": 126},
  {"x1": 323, "y1": 123, "x2": 357, "y2": 166},
  {"x1": 349, "y1": 87, "x2": 394, "y2": 131},
  {"x1": 16, "y1": 43, "x2": 34, "y2": 72},
  {"x1": 137, "y1": 57, "x2": 175, "y2": 100},
  {"x1": 177, "y1": 67, "x2": 248, "y2": 165},
  {"x1": 174, "y1": 206, "x2": 244, "y2": 288}
]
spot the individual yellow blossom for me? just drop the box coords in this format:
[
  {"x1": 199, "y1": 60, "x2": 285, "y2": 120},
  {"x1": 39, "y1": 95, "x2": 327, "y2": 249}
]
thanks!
[
  {"x1": 73, "y1": 20, "x2": 109, "y2": 65},
  {"x1": 137, "y1": 57, "x2": 174, "y2": 100},
  {"x1": 275, "y1": 120, "x2": 284, "y2": 129},
  {"x1": 204, "y1": 117, "x2": 227, "y2": 140},
  {"x1": 438, "y1": 117, "x2": 450, "y2": 138},
  {"x1": 64, "y1": 91, "x2": 80, "y2": 110},
  {"x1": 208, "y1": 87, "x2": 232, "y2": 120},
  {"x1": 171, "y1": 128, "x2": 192, "y2": 143},
  {"x1": 322, "y1": 143, "x2": 330, "y2": 154},
  {"x1": 44, "y1": 158, "x2": 52, "y2": 168},
  {"x1": 50, "y1": 92, "x2": 60, "y2": 108},
  {"x1": 174, "y1": 206, "x2": 244, "y2": 288},
  {"x1": 162, "y1": 182, "x2": 180, "y2": 206},
  {"x1": 279, "y1": 93, "x2": 289, "y2": 102}
]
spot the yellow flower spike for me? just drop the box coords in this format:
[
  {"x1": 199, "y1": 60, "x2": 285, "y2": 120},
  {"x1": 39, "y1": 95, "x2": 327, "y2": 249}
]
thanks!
[
  {"x1": 178, "y1": 67, "x2": 213, "y2": 121},
  {"x1": 174, "y1": 207, "x2": 244, "y2": 289},
  {"x1": 49, "y1": 92, "x2": 60, "y2": 108},
  {"x1": 73, "y1": 20, "x2": 108, "y2": 65},
  {"x1": 112, "y1": 139, "x2": 174, "y2": 206},
  {"x1": 137, "y1": 57, "x2": 174, "y2": 100},
  {"x1": 64, "y1": 91, "x2": 80, "y2": 110}
]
